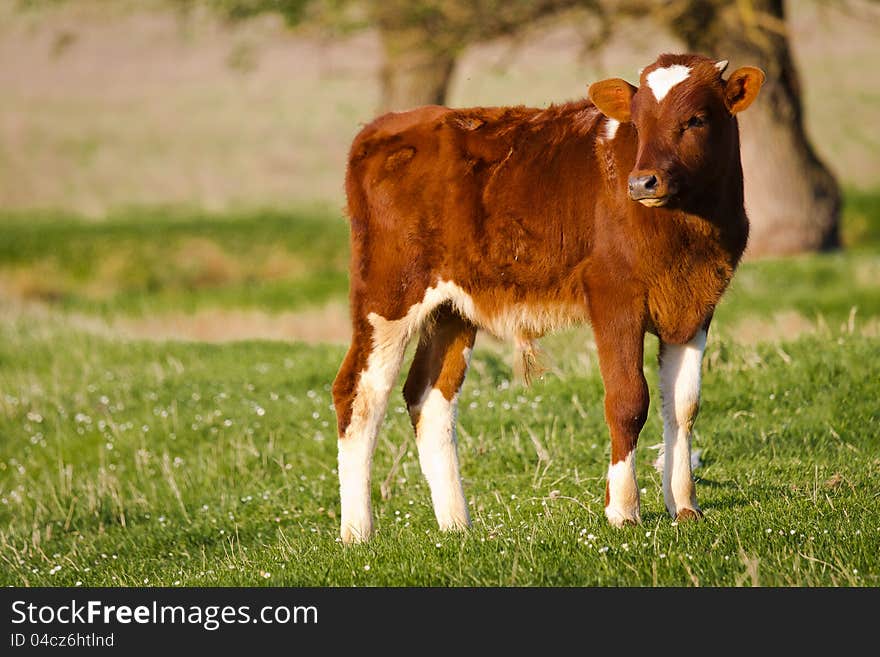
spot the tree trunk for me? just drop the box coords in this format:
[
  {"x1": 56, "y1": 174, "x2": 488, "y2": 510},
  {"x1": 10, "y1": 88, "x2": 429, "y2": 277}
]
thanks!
[
  {"x1": 671, "y1": 0, "x2": 841, "y2": 256},
  {"x1": 377, "y1": 24, "x2": 456, "y2": 113}
]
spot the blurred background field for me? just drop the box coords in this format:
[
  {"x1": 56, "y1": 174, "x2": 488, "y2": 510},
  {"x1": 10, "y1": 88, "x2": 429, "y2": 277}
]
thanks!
[
  {"x1": 0, "y1": 0, "x2": 878, "y2": 586},
  {"x1": 1, "y1": 0, "x2": 878, "y2": 213}
]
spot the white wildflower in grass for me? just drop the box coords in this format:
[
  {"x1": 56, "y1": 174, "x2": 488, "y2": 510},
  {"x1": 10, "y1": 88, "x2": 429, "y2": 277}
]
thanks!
[
  {"x1": 363, "y1": 565, "x2": 371, "y2": 571},
  {"x1": 75, "y1": 581, "x2": 82, "y2": 586},
  {"x1": 261, "y1": 572, "x2": 271, "y2": 579},
  {"x1": 435, "y1": 543, "x2": 442, "y2": 548}
]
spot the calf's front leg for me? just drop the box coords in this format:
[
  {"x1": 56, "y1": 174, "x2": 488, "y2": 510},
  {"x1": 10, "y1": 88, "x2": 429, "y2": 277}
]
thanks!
[
  {"x1": 592, "y1": 318, "x2": 649, "y2": 527},
  {"x1": 658, "y1": 326, "x2": 708, "y2": 520}
]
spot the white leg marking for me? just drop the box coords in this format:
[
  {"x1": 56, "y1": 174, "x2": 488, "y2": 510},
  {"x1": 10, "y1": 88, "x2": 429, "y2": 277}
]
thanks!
[
  {"x1": 605, "y1": 450, "x2": 640, "y2": 527},
  {"x1": 338, "y1": 279, "x2": 475, "y2": 543},
  {"x1": 603, "y1": 118, "x2": 619, "y2": 141},
  {"x1": 338, "y1": 312, "x2": 412, "y2": 544},
  {"x1": 659, "y1": 329, "x2": 707, "y2": 518},
  {"x1": 416, "y1": 388, "x2": 471, "y2": 531},
  {"x1": 646, "y1": 65, "x2": 691, "y2": 102}
]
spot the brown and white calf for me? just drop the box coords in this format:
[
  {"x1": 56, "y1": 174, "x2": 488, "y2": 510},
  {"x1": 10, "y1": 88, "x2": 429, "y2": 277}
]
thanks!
[{"x1": 332, "y1": 53, "x2": 764, "y2": 543}]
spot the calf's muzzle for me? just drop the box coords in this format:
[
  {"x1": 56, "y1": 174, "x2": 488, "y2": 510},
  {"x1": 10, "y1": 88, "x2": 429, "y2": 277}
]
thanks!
[{"x1": 628, "y1": 169, "x2": 672, "y2": 207}]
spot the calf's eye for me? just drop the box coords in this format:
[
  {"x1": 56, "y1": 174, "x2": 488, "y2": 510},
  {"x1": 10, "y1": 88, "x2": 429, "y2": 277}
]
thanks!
[{"x1": 685, "y1": 115, "x2": 706, "y2": 130}]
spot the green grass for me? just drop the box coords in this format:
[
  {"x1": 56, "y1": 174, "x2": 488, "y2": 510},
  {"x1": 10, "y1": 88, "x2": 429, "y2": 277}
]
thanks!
[
  {"x1": 0, "y1": 307, "x2": 878, "y2": 586},
  {"x1": 0, "y1": 193, "x2": 879, "y2": 586},
  {"x1": 0, "y1": 205, "x2": 350, "y2": 316}
]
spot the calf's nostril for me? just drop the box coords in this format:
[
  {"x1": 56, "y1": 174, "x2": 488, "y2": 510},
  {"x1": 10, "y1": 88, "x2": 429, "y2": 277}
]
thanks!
[{"x1": 645, "y1": 175, "x2": 658, "y2": 190}]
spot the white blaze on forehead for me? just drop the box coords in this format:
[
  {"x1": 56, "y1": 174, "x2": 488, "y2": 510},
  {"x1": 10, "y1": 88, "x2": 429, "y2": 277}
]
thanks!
[{"x1": 646, "y1": 65, "x2": 692, "y2": 102}]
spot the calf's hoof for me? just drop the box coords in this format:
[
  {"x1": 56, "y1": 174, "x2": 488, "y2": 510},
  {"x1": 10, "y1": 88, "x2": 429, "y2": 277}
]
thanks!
[
  {"x1": 674, "y1": 507, "x2": 704, "y2": 522},
  {"x1": 437, "y1": 517, "x2": 471, "y2": 533},
  {"x1": 605, "y1": 506, "x2": 641, "y2": 528},
  {"x1": 340, "y1": 521, "x2": 373, "y2": 545}
]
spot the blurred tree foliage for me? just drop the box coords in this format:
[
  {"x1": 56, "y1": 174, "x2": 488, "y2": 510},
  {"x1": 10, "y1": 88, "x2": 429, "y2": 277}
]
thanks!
[{"x1": 211, "y1": 0, "x2": 311, "y2": 24}]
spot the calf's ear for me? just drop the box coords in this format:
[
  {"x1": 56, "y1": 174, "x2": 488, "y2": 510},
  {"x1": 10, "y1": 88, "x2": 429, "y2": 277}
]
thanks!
[
  {"x1": 588, "y1": 78, "x2": 637, "y2": 122},
  {"x1": 724, "y1": 66, "x2": 765, "y2": 114}
]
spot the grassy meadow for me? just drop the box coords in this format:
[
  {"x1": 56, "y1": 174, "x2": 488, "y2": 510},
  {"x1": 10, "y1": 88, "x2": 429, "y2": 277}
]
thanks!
[
  {"x1": 1, "y1": 0, "x2": 879, "y2": 588},
  {"x1": 0, "y1": 193, "x2": 878, "y2": 587}
]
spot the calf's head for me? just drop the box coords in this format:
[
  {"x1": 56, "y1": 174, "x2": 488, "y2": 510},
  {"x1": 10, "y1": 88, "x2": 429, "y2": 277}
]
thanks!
[{"x1": 589, "y1": 53, "x2": 764, "y2": 209}]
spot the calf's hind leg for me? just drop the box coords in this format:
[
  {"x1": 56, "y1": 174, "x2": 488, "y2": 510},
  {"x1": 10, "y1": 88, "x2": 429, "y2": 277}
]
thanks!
[
  {"x1": 403, "y1": 308, "x2": 477, "y2": 531},
  {"x1": 332, "y1": 313, "x2": 411, "y2": 544}
]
